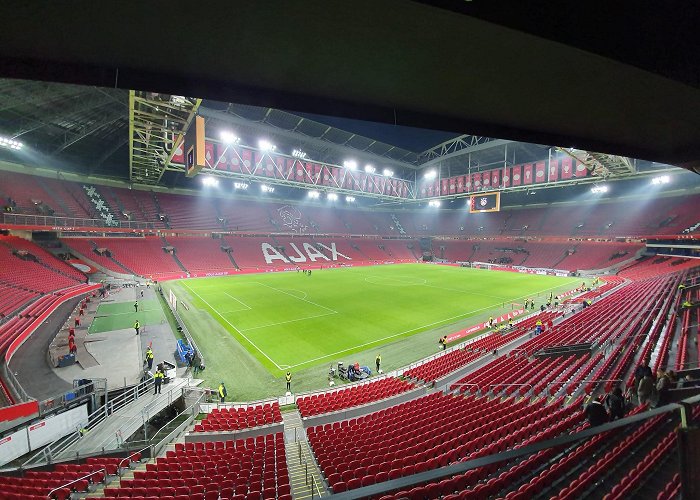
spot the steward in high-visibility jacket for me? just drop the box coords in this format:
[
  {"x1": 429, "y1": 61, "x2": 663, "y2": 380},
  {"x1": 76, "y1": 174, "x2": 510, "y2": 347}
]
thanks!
[
  {"x1": 153, "y1": 369, "x2": 164, "y2": 395},
  {"x1": 218, "y1": 382, "x2": 227, "y2": 402},
  {"x1": 285, "y1": 372, "x2": 292, "y2": 392}
]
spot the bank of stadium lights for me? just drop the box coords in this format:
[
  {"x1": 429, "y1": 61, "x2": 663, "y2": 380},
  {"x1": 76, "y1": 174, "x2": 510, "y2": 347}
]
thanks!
[
  {"x1": 345, "y1": 196, "x2": 356, "y2": 203},
  {"x1": 308, "y1": 190, "x2": 320, "y2": 199},
  {"x1": 0, "y1": 136, "x2": 23, "y2": 150},
  {"x1": 327, "y1": 193, "x2": 338, "y2": 201},
  {"x1": 201, "y1": 176, "x2": 219, "y2": 187},
  {"x1": 364, "y1": 164, "x2": 375, "y2": 174},
  {"x1": 428, "y1": 200, "x2": 441, "y2": 207},
  {"x1": 233, "y1": 182, "x2": 249, "y2": 190},
  {"x1": 651, "y1": 175, "x2": 670, "y2": 185},
  {"x1": 258, "y1": 139, "x2": 276, "y2": 152},
  {"x1": 292, "y1": 149, "x2": 307, "y2": 159},
  {"x1": 261, "y1": 184, "x2": 274, "y2": 193},
  {"x1": 343, "y1": 160, "x2": 357, "y2": 170},
  {"x1": 590, "y1": 185, "x2": 609, "y2": 194},
  {"x1": 383, "y1": 168, "x2": 394, "y2": 177},
  {"x1": 220, "y1": 131, "x2": 240, "y2": 144},
  {"x1": 424, "y1": 169, "x2": 437, "y2": 180}
]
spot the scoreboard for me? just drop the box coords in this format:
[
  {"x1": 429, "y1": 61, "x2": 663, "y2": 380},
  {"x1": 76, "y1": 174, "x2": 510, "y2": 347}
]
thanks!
[
  {"x1": 184, "y1": 115, "x2": 206, "y2": 177},
  {"x1": 469, "y1": 192, "x2": 501, "y2": 213}
]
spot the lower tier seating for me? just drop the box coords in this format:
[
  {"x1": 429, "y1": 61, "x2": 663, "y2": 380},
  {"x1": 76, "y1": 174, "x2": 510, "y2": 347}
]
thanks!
[{"x1": 194, "y1": 402, "x2": 282, "y2": 432}]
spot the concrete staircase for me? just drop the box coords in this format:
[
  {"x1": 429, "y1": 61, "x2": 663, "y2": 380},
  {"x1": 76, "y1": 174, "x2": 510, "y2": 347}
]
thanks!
[{"x1": 283, "y1": 410, "x2": 329, "y2": 499}]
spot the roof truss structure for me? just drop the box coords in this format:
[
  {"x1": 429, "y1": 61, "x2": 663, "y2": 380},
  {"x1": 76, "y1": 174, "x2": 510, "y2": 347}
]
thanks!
[
  {"x1": 556, "y1": 148, "x2": 635, "y2": 178},
  {"x1": 129, "y1": 91, "x2": 201, "y2": 185}
]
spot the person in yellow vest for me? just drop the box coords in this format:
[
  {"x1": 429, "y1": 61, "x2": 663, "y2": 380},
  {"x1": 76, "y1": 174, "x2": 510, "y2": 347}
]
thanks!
[
  {"x1": 218, "y1": 382, "x2": 227, "y2": 402},
  {"x1": 286, "y1": 372, "x2": 292, "y2": 392},
  {"x1": 375, "y1": 354, "x2": 382, "y2": 373},
  {"x1": 153, "y1": 368, "x2": 164, "y2": 395},
  {"x1": 134, "y1": 320, "x2": 140, "y2": 336},
  {"x1": 535, "y1": 319, "x2": 543, "y2": 335},
  {"x1": 488, "y1": 316, "x2": 494, "y2": 328},
  {"x1": 145, "y1": 347, "x2": 154, "y2": 370}
]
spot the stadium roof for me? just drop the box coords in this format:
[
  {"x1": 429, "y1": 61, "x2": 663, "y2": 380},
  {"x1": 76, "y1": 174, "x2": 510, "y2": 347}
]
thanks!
[{"x1": 0, "y1": 1, "x2": 698, "y2": 194}]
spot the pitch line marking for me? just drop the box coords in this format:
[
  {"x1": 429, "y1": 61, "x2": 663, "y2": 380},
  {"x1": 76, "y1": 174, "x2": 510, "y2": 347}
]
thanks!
[
  {"x1": 223, "y1": 292, "x2": 252, "y2": 310},
  {"x1": 281, "y1": 279, "x2": 580, "y2": 369},
  {"x1": 251, "y1": 282, "x2": 338, "y2": 313},
  {"x1": 239, "y1": 312, "x2": 337, "y2": 332},
  {"x1": 181, "y1": 282, "x2": 284, "y2": 370}
]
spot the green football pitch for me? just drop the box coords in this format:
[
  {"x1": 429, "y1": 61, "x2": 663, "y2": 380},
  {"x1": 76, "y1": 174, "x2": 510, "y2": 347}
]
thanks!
[
  {"x1": 89, "y1": 299, "x2": 165, "y2": 334},
  {"x1": 171, "y1": 264, "x2": 579, "y2": 377}
]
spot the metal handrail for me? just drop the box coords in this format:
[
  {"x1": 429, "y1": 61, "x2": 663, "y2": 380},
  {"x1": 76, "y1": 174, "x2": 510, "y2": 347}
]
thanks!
[
  {"x1": 449, "y1": 383, "x2": 481, "y2": 393},
  {"x1": 488, "y1": 383, "x2": 533, "y2": 395},
  {"x1": 118, "y1": 445, "x2": 152, "y2": 478},
  {"x1": 46, "y1": 467, "x2": 106, "y2": 499}
]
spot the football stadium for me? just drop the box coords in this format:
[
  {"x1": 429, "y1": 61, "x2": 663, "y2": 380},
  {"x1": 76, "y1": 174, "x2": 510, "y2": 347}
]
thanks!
[{"x1": 0, "y1": 3, "x2": 699, "y2": 500}]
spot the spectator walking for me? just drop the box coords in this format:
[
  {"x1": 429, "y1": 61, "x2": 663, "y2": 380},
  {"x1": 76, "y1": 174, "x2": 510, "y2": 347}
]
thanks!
[
  {"x1": 638, "y1": 373, "x2": 655, "y2": 406},
  {"x1": 134, "y1": 320, "x2": 140, "y2": 336},
  {"x1": 375, "y1": 354, "x2": 381, "y2": 373},
  {"x1": 218, "y1": 382, "x2": 227, "y2": 403},
  {"x1": 605, "y1": 386, "x2": 626, "y2": 420},
  {"x1": 145, "y1": 347, "x2": 154, "y2": 370},
  {"x1": 286, "y1": 372, "x2": 292, "y2": 392},
  {"x1": 654, "y1": 368, "x2": 672, "y2": 407},
  {"x1": 634, "y1": 357, "x2": 653, "y2": 393},
  {"x1": 584, "y1": 399, "x2": 609, "y2": 427},
  {"x1": 153, "y1": 368, "x2": 164, "y2": 395}
]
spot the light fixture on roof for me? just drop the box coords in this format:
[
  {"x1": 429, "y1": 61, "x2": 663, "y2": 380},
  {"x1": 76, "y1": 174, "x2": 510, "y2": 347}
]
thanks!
[
  {"x1": 261, "y1": 184, "x2": 274, "y2": 193},
  {"x1": 220, "y1": 131, "x2": 240, "y2": 144},
  {"x1": 258, "y1": 139, "x2": 276, "y2": 152},
  {"x1": 202, "y1": 176, "x2": 219, "y2": 187},
  {"x1": 345, "y1": 196, "x2": 356, "y2": 203},
  {"x1": 383, "y1": 168, "x2": 394, "y2": 177},
  {"x1": 590, "y1": 185, "x2": 608, "y2": 194},
  {"x1": 0, "y1": 136, "x2": 23, "y2": 151},
  {"x1": 308, "y1": 190, "x2": 320, "y2": 199},
  {"x1": 428, "y1": 200, "x2": 441, "y2": 207},
  {"x1": 424, "y1": 169, "x2": 437, "y2": 180},
  {"x1": 292, "y1": 149, "x2": 307, "y2": 159},
  {"x1": 233, "y1": 182, "x2": 249, "y2": 190},
  {"x1": 327, "y1": 193, "x2": 338, "y2": 201},
  {"x1": 343, "y1": 160, "x2": 357, "y2": 170},
  {"x1": 364, "y1": 164, "x2": 375, "y2": 174},
  {"x1": 651, "y1": 175, "x2": 670, "y2": 185}
]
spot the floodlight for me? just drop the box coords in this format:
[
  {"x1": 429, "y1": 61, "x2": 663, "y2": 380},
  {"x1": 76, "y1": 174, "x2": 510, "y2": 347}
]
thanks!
[
  {"x1": 0, "y1": 136, "x2": 23, "y2": 151},
  {"x1": 258, "y1": 139, "x2": 276, "y2": 152},
  {"x1": 651, "y1": 175, "x2": 670, "y2": 185},
  {"x1": 364, "y1": 164, "x2": 375, "y2": 173},
  {"x1": 428, "y1": 200, "x2": 441, "y2": 207},
  {"x1": 345, "y1": 196, "x2": 356, "y2": 203},
  {"x1": 308, "y1": 190, "x2": 320, "y2": 199},
  {"x1": 327, "y1": 193, "x2": 338, "y2": 201},
  {"x1": 383, "y1": 168, "x2": 394, "y2": 177},
  {"x1": 202, "y1": 176, "x2": 219, "y2": 187},
  {"x1": 343, "y1": 160, "x2": 357, "y2": 170},
  {"x1": 590, "y1": 185, "x2": 608, "y2": 194},
  {"x1": 220, "y1": 131, "x2": 240, "y2": 143},
  {"x1": 233, "y1": 182, "x2": 249, "y2": 190},
  {"x1": 424, "y1": 169, "x2": 437, "y2": 180},
  {"x1": 292, "y1": 149, "x2": 307, "y2": 159}
]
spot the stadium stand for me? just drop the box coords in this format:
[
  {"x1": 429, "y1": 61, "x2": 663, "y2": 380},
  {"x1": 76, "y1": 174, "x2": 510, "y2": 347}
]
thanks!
[
  {"x1": 296, "y1": 378, "x2": 415, "y2": 417},
  {"x1": 194, "y1": 402, "x2": 282, "y2": 432},
  {"x1": 167, "y1": 236, "x2": 236, "y2": 274},
  {"x1": 103, "y1": 432, "x2": 290, "y2": 500}
]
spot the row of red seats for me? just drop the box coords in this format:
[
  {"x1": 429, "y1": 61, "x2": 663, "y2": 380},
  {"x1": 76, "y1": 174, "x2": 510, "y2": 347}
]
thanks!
[
  {"x1": 194, "y1": 403, "x2": 282, "y2": 432},
  {"x1": 296, "y1": 377, "x2": 414, "y2": 417},
  {"x1": 105, "y1": 433, "x2": 290, "y2": 500}
]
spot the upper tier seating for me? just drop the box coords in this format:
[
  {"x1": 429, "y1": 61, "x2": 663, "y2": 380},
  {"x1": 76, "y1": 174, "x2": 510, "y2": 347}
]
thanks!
[{"x1": 167, "y1": 236, "x2": 236, "y2": 273}]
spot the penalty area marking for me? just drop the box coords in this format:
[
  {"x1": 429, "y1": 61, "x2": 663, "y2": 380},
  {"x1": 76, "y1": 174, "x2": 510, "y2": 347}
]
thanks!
[
  {"x1": 181, "y1": 282, "x2": 284, "y2": 370},
  {"x1": 281, "y1": 279, "x2": 580, "y2": 370},
  {"x1": 239, "y1": 311, "x2": 337, "y2": 332},
  {"x1": 223, "y1": 292, "x2": 252, "y2": 310},
  {"x1": 251, "y1": 282, "x2": 337, "y2": 313}
]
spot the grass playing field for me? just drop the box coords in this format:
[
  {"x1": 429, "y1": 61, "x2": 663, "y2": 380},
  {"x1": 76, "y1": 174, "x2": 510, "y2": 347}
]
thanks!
[
  {"x1": 168, "y1": 264, "x2": 579, "y2": 389},
  {"x1": 89, "y1": 299, "x2": 164, "y2": 334}
]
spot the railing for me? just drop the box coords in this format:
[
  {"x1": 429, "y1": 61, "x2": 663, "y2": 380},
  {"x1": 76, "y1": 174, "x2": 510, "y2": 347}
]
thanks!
[
  {"x1": 487, "y1": 383, "x2": 534, "y2": 396},
  {"x1": 1, "y1": 212, "x2": 156, "y2": 230},
  {"x1": 22, "y1": 377, "x2": 154, "y2": 467},
  {"x1": 2, "y1": 362, "x2": 30, "y2": 402},
  {"x1": 125, "y1": 389, "x2": 204, "y2": 458},
  {"x1": 160, "y1": 288, "x2": 205, "y2": 370},
  {"x1": 37, "y1": 378, "x2": 107, "y2": 417},
  {"x1": 117, "y1": 445, "x2": 152, "y2": 478},
  {"x1": 46, "y1": 467, "x2": 106, "y2": 500}
]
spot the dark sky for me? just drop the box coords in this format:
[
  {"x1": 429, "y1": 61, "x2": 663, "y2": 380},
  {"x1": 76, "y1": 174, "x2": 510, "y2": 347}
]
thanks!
[{"x1": 296, "y1": 112, "x2": 460, "y2": 153}]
